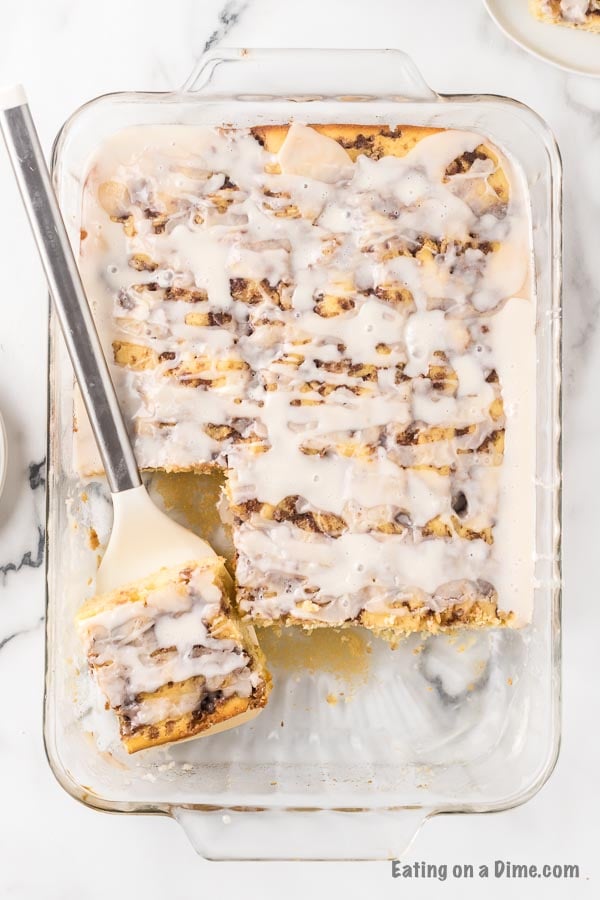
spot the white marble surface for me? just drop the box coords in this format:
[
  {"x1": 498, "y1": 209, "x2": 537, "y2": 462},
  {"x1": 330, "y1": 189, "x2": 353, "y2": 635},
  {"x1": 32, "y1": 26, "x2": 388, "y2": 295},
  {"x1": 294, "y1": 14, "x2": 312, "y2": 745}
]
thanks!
[{"x1": 0, "y1": 0, "x2": 597, "y2": 895}]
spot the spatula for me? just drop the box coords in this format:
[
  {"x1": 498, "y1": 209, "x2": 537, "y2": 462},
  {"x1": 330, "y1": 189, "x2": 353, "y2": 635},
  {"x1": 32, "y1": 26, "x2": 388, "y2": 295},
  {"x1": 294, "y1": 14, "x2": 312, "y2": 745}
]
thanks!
[{"x1": 0, "y1": 85, "x2": 217, "y2": 593}]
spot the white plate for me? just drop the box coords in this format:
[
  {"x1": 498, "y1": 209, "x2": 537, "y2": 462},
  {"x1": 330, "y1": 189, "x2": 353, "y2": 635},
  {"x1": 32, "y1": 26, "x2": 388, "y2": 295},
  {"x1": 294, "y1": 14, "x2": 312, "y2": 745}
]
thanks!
[{"x1": 484, "y1": 0, "x2": 600, "y2": 77}]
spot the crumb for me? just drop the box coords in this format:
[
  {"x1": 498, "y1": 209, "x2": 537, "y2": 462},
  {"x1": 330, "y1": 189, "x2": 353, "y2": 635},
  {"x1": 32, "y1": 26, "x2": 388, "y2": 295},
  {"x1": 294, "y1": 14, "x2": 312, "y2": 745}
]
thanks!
[
  {"x1": 507, "y1": 677, "x2": 513, "y2": 686},
  {"x1": 88, "y1": 527, "x2": 100, "y2": 551},
  {"x1": 326, "y1": 693, "x2": 338, "y2": 705}
]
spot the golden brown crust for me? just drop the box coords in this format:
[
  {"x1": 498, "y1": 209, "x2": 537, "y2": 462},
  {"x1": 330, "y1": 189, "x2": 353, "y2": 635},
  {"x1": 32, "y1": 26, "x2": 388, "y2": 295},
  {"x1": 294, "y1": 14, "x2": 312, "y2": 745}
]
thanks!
[
  {"x1": 251, "y1": 123, "x2": 442, "y2": 160},
  {"x1": 76, "y1": 461, "x2": 224, "y2": 479},
  {"x1": 247, "y1": 600, "x2": 512, "y2": 639}
]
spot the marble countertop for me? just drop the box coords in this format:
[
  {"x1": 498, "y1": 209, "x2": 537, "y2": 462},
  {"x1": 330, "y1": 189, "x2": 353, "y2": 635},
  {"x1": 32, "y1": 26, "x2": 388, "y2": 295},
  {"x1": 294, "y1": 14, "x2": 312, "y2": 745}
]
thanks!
[{"x1": 0, "y1": 0, "x2": 597, "y2": 896}]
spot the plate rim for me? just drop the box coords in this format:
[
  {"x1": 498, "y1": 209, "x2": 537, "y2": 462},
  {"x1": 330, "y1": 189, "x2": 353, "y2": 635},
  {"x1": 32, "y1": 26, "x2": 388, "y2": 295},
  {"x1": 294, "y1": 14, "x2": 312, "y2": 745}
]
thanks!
[{"x1": 484, "y1": 0, "x2": 600, "y2": 79}]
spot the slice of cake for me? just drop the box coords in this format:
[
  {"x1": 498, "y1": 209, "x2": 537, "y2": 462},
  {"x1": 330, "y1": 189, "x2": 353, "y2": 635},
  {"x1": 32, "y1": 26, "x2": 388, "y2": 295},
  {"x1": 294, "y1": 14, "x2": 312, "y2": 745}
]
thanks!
[
  {"x1": 530, "y1": 0, "x2": 600, "y2": 32},
  {"x1": 76, "y1": 558, "x2": 270, "y2": 752}
]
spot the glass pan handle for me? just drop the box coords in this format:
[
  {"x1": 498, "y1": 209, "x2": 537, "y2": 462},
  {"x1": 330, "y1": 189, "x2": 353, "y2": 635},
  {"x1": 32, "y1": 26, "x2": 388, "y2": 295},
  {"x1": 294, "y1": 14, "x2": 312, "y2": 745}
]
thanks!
[
  {"x1": 182, "y1": 48, "x2": 437, "y2": 102},
  {"x1": 174, "y1": 806, "x2": 429, "y2": 861}
]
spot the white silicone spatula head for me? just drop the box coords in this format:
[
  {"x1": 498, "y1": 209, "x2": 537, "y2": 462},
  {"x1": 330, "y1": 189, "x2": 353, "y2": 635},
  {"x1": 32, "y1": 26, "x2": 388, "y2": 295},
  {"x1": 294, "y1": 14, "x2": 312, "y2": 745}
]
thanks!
[
  {"x1": 0, "y1": 85, "x2": 216, "y2": 593},
  {"x1": 97, "y1": 486, "x2": 216, "y2": 593}
]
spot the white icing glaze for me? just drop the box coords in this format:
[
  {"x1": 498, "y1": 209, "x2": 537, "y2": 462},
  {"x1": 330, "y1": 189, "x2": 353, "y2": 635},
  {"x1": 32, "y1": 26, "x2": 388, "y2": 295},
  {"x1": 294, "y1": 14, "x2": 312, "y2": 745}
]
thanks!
[
  {"x1": 542, "y1": 0, "x2": 595, "y2": 21},
  {"x1": 234, "y1": 521, "x2": 491, "y2": 623},
  {"x1": 278, "y1": 123, "x2": 354, "y2": 183},
  {"x1": 483, "y1": 298, "x2": 536, "y2": 626},
  {"x1": 77, "y1": 122, "x2": 535, "y2": 626},
  {"x1": 78, "y1": 565, "x2": 260, "y2": 727}
]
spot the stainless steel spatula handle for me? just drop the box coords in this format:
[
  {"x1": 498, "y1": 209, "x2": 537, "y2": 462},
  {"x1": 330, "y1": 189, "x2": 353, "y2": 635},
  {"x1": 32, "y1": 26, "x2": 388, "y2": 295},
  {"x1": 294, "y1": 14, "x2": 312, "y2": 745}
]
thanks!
[{"x1": 0, "y1": 88, "x2": 140, "y2": 493}]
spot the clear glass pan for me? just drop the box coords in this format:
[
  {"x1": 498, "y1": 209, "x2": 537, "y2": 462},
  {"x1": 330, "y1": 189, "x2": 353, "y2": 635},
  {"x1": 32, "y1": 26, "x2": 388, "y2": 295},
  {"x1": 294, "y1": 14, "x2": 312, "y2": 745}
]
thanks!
[{"x1": 44, "y1": 48, "x2": 562, "y2": 861}]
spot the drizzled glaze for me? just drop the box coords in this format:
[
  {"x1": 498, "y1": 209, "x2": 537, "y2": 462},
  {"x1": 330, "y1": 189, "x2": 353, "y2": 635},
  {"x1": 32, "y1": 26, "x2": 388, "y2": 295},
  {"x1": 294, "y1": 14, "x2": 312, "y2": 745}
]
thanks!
[
  {"x1": 77, "y1": 562, "x2": 262, "y2": 731},
  {"x1": 78, "y1": 122, "x2": 536, "y2": 628},
  {"x1": 542, "y1": 0, "x2": 597, "y2": 22}
]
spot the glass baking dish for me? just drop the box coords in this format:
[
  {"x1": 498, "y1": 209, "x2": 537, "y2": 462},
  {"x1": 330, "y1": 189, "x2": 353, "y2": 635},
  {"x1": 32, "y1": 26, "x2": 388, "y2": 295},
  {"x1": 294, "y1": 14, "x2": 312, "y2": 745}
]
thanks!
[{"x1": 44, "y1": 48, "x2": 562, "y2": 861}]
